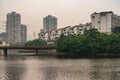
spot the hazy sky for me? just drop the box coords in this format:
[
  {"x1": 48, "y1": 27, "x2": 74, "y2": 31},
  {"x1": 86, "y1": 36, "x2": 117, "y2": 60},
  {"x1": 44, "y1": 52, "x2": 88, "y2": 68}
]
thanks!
[{"x1": 0, "y1": 0, "x2": 120, "y2": 40}]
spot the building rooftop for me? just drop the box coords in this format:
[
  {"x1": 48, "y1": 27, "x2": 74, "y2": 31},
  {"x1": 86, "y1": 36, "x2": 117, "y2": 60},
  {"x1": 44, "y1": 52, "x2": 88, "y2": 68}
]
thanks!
[
  {"x1": 100, "y1": 11, "x2": 113, "y2": 16},
  {"x1": 92, "y1": 11, "x2": 113, "y2": 16}
]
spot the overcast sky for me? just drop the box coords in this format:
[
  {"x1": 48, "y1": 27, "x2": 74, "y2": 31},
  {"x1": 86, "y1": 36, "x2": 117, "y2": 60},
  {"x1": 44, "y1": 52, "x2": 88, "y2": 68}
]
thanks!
[{"x1": 0, "y1": 0, "x2": 120, "y2": 40}]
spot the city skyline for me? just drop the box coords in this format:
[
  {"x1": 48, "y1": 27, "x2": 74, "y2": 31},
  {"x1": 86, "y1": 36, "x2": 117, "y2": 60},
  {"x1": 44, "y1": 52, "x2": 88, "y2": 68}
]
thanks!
[{"x1": 0, "y1": 0, "x2": 120, "y2": 40}]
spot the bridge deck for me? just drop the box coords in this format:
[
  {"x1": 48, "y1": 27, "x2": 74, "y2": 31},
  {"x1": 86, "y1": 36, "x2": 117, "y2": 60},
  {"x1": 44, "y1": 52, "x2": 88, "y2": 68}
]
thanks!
[
  {"x1": 0, "y1": 46, "x2": 56, "y2": 56},
  {"x1": 0, "y1": 46, "x2": 56, "y2": 50}
]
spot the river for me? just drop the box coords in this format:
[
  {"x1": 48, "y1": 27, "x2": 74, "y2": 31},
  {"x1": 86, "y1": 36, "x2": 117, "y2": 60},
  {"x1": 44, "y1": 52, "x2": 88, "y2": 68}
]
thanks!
[{"x1": 0, "y1": 50, "x2": 120, "y2": 80}]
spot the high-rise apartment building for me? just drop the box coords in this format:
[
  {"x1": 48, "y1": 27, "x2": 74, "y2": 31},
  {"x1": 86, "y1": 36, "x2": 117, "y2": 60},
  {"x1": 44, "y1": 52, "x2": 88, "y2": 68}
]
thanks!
[
  {"x1": 43, "y1": 15, "x2": 57, "y2": 32},
  {"x1": 6, "y1": 12, "x2": 21, "y2": 45},
  {"x1": 6, "y1": 11, "x2": 27, "y2": 45},
  {"x1": 20, "y1": 24, "x2": 27, "y2": 43},
  {"x1": 91, "y1": 11, "x2": 120, "y2": 33}
]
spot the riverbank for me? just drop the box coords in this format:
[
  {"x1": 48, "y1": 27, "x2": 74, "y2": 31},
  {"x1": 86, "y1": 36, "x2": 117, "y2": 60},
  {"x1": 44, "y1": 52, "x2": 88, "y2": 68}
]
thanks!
[
  {"x1": 18, "y1": 50, "x2": 120, "y2": 59},
  {"x1": 56, "y1": 53, "x2": 120, "y2": 59}
]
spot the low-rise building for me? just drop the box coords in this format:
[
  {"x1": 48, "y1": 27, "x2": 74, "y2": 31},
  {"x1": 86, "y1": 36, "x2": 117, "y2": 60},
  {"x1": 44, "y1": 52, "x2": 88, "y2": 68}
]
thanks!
[
  {"x1": 38, "y1": 32, "x2": 45, "y2": 41},
  {"x1": 49, "y1": 30, "x2": 57, "y2": 41},
  {"x1": 62, "y1": 26, "x2": 72, "y2": 36},
  {"x1": 71, "y1": 25, "x2": 79, "y2": 35},
  {"x1": 44, "y1": 32, "x2": 50, "y2": 41},
  {"x1": 38, "y1": 23, "x2": 91, "y2": 41}
]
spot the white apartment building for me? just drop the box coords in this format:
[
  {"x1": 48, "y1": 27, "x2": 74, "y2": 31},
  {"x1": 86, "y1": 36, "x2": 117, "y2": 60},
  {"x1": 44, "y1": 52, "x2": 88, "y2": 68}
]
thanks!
[
  {"x1": 91, "y1": 11, "x2": 120, "y2": 33},
  {"x1": 49, "y1": 30, "x2": 58, "y2": 41},
  {"x1": 57, "y1": 28, "x2": 63, "y2": 37},
  {"x1": 44, "y1": 32, "x2": 50, "y2": 41},
  {"x1": 38, "y1": 24, "x2": 91, "y2": 41},
  {"x1": 62, "y1": 26, "x2": 72, "y2": 36},
  {"x1": 70, "y1": 23, "x2": 91, "y2": 35}
]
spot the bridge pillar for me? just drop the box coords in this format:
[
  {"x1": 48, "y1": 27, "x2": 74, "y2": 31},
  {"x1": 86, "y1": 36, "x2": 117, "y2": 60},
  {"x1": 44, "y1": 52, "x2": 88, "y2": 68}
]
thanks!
[
  {"x1": 4, "y1": 49, "x2": 7, "y2": 57},
  {"x1": 35, "y1": 49, "x2": 38, "y2": 55}
]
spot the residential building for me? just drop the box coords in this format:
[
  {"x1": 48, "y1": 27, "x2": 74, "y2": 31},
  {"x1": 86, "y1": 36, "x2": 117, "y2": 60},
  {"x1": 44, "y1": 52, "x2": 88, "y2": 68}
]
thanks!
[
  {"x1": 91, "y1": 11, "x2": 120, "y2": 33},
  {"x1": 44, "y1": 32, "x2": 50, "y2": 41},
  {"x1": 70, "y1": 23, "x2": 91, "y2": 35},
  {"x1": 6, "y1": 11, "x2": 21, "y2": 45},
  {"x1": 50, "y1": 29, "x2": 59, "y2": 41},
  {"x1": 38, "y1": 23, "x2": 91, "y2": 41},
  {"x1": 39, "y1": 11, "x2": 120, "y2": 41},
  {"x1": 71, "y1": 25, "x2": 80, "y2": 35},
  {"x1": 0, "y1": 32, "x2": 6, "y2": 41},
  {"x1": 38, "y1": 32, "x2": 45, "y2": 41},
  {"x1": 62, "y1": 26, "x2": 72, "y2": 36},
  {"x1": 43, "y1": 15, "x2": 57, "y2": 32},
  {"x1": 20, "y1": 24, "x2": 27, "y2": 43},
  {"x1": 56, "y1": 28, "x2": 63, "y2": 37}
]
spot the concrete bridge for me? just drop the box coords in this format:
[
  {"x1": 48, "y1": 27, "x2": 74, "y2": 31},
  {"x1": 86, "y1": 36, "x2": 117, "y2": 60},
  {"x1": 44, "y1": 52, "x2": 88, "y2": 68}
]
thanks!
[{"x1": 0, "y1": 46, "x2": 56, "y2": 56}]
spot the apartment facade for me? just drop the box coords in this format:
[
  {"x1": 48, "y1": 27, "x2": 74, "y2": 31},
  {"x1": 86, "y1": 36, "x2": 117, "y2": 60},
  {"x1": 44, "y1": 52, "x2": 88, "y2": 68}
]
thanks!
[
  {"x1": 6, "y1": 12, "x2": 21, "y2": 45},
  {"x1": 20, "y1": 24, "x2": 27, "y2": 43},
  {"x1": 38, "y1": 23, "x2": 91, "y2": 41},
  {"x1": 91, "y1": 11, "x2": 120, "y2": 33},
  {"x1": 43, "y1": 15, "x2": 57, "y2": 32}
]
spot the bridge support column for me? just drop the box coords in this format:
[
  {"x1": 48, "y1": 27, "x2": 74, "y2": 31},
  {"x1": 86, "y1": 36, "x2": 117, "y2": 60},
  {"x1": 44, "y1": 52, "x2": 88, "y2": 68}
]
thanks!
[
  {"x1": 4, "y1": 49, "x2": 7, "y2": 57},
  {"x1": 35, "y1": 49, "x2": 38, "y2": 55}
]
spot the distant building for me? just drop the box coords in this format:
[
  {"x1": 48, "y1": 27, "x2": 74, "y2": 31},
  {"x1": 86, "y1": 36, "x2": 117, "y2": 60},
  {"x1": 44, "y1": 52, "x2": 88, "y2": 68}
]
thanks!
[
  {"x1": 6, "y1": 11, "x2": 21, "y2": 45},
  {"x1": 20, "y1": 24, "x2": 27, "y2": 43},
  {"x1": 0, "y1": 32, "x2": 6, "y2": 41},
  {"x1": 43, "y1": 15, "x2": 57, "y2": 32},
  {"x1": 91, "y1": 11, "x2": 120, "y2": 33},
  {"x1": 6, "y1": 11, "x2": 27, "y2": 45}
]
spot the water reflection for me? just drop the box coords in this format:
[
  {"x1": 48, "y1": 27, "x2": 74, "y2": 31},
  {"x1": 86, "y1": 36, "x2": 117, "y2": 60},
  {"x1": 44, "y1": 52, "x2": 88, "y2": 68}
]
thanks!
[
  {"x1": 40, "y1": 67, "x2": 58, "y2": 80},
  {"x1": 89, "y1": 60, "x2": 120, "y2": 80},
  {"x1": 4, "y1": 65, "x2": 26, "y2": 80},
  {"x1": 0, "y1": 50, "x2": 120, "y2": 80}
]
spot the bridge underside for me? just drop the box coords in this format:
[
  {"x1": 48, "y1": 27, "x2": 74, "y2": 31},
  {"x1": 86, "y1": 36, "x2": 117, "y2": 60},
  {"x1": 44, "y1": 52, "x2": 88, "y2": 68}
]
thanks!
[{"x1": 0, "y1": 46, "x2": 56, "y2": 57}]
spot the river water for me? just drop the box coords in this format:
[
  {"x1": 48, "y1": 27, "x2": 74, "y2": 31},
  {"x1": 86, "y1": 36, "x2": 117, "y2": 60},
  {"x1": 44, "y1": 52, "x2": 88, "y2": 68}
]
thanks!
[{"x1": 0, "y1": 50, "x2": 120, "y2": 80}]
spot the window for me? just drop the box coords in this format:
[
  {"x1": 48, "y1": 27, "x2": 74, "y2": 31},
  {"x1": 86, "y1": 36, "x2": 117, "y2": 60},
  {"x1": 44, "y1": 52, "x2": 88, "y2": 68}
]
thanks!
[
  {"x1": 79, "y1": 29, "x2": 83, "y2": 31},
  {"x1": 92, "y1": 16, "x2": 95, "y2": 19}
]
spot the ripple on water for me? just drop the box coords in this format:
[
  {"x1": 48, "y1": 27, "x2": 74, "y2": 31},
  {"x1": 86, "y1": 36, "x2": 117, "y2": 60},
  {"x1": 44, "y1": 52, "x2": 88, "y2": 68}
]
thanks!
[{"x1": 0, "y1": 54, "x2": 120, "y2": 80}]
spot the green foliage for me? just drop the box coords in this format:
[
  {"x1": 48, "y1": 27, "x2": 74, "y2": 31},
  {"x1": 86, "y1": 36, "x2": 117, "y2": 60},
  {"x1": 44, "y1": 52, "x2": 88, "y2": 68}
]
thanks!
[
  {"x1": 25, "y1": 39, "x2": 46, "y2": 46},
  {"x1": 56, "y1": 28, "x2": 120, "y2": 57},
  {"x1": 112, "y1": 26, "x2": 120, "y2": 34}
]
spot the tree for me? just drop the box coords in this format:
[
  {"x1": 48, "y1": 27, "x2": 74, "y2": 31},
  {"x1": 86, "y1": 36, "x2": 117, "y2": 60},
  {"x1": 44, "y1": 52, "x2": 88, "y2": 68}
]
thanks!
[
  {"x1": 25, "y1": 39, "x2": 46, "y2": 46},
  {"x1": 112, "y1": 26, "x2": 120, "y2": 34},
  {"x1": 84, "y1": 28, "x2": 100, "y2": 37},
  {"x1": 56, "y1": 28, "x2": 120, "y2": 58}
]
